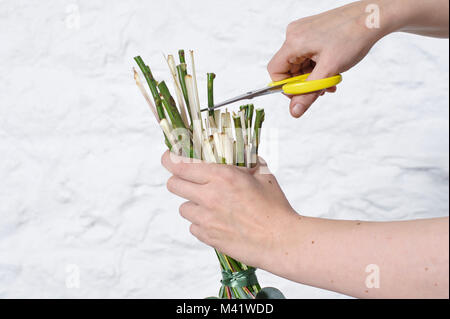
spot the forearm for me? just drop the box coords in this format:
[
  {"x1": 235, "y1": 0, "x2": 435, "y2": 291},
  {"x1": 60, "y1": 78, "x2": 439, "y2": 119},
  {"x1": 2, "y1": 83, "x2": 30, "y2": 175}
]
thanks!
[
  {"x1": 265, "y1": 215, "x2": 449, "y2": 298},
  {"x1": 378, "y1": 0, "x2": 449, "y2": 38}
]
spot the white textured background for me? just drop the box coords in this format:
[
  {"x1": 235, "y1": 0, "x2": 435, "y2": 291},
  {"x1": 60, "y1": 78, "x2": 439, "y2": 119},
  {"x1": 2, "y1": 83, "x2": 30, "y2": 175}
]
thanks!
[{"x1": 0, "y1": 0, "x2": 448, "y2": 299}]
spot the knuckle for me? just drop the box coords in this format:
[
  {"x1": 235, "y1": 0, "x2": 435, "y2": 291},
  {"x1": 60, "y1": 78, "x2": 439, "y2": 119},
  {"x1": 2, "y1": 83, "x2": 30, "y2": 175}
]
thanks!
[
  {"x1": 286, "y1": 24, "x2": 305, "y2": 44},
  {"x1": 166, "y1": 176, "x2": 177, "y2": 193},
  {"x1": 189, "y1": 224, "x2": 196, "y2": 236},
  {"x1": 200, "y1": 211, "x2": 214, "y2": 226},
  {"x1": 286, "y1": 23, "x2": 301, "y2": 40},
  {"x1": 161, "y1": 152, "x2": 169, "y2": 169},
  {"x1": 204, "y1": 192, "x2": 220, "y2": 209},
  {"x1": 205, "y1": 226, "x2": 221, "y2": 242},
  {"x1": 219, "y1": 166, "x2": 237, "y2": 182},
  {"x1": 189, "y1": 224, "x2": 206, "y2": 243},
  {"x1": 171, "y1": 162, "x2": 182, "y2": 176},
  {"x1": 179, "y1": 201, "x2": 189, "y2": 217},
  {"x1": 286, "y1": 22, "x2": 296, "y2": 35},
  {"x1": 267, "y1": 61, "x2": 273, "y2": 73}
]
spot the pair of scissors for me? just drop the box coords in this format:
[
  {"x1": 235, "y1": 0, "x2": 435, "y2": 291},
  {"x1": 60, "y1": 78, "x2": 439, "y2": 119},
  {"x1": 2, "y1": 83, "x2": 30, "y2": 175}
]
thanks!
[{"x1": 200, "y1": 73, "x2": 342, "y2": 112}]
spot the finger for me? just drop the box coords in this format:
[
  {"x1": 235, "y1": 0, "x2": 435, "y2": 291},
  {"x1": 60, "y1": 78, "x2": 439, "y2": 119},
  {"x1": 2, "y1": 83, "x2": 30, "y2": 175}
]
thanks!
[
  {"x1": 299, "y1": 59, "x2": 315, "y2": 75},
  {"x1": 326, "y1": 86, "x2": 337, "y2": 93},
  {"x1": 267, "y1": 42, "x2": 303, "y2": 81},
  {"x1": 166, "y1": 175, "x2": 204, "y2": 202},
  {"x1": 179, "y1": 201, "x2": 203, "y2": 224},
  {"x1": 320, "y1": 85, "x2": 337, "y2": 96},
  {"x1": 233, "y1": 156, "x2": 271, "y2": 176},
  {"x1": 289, "y1": 60, "x2": 336, "y2": 118},
  {"x1": 189, "y1": 224, "x2": 209, "y2": 244},
  {"x1": 257, "y1": 156, "x2": 268, "y2": 167},
  {"x1": 289, "y1": 63, "x2": 301, "y2": 76},
  {"x1": 254, "y1": 156, "x2": 273, "y2": 176},
  {"x1": 161, "y1": 150, "x2": 215, "y2": 184},
  {"x1": 289, "y1": 92, "x2": 321, "y2": 118}
]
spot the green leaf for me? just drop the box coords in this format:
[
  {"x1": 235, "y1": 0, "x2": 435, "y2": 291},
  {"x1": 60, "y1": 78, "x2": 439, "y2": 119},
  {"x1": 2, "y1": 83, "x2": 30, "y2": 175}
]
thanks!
[{"x1": 255, "y1": 287, "x2": 285, "y2": 299}]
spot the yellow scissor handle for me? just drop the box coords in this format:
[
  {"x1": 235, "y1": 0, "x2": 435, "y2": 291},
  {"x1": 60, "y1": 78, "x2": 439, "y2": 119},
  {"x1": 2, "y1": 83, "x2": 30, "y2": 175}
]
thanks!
[{"x1": 268, "y1": 73, "x2": 342, "y2": 95}]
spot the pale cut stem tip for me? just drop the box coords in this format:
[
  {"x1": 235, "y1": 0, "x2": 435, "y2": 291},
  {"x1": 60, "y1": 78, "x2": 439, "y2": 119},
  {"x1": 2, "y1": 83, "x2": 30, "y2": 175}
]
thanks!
[
  {"x1": 185, "y1": 75, "x2": 203, "y2": 158},
  {"x1": 133, "y1": 67, "x2": 159, "y2": 122},
  {"x1": 166, "y1": 55, "x2": 189, "y2": 128},
  {"x1": 189, "y1": 50, "x2": 202, "y2": 130},
  {"x1": 160, "y1": 118, "x2": 178, "y2": 153}
]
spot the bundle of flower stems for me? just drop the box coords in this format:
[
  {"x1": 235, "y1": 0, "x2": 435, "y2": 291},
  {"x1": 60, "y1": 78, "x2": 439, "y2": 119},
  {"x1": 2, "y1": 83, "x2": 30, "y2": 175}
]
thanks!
[{"x1": 133, "y1": 50, "x2": 265, "y2": 299}]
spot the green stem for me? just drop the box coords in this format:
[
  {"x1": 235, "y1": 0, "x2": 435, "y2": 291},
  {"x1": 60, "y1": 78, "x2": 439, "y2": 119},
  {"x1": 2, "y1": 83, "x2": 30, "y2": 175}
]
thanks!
[
  {"x1": 240, "y1": 105, "x2": 249, "y2": 129},
  {"x1": 161, "y1": 108, "x2": 191, "y2": 156},
  {"x1": 226, "y1": 256, "x2": 242, "y2": 272},
  {"x1": 253, "y1": 108, "x2": 265, "y2": 156},
  {"x1": 246, "y1": 104, "x2": 254, "y2": 128},
  {"x1": 134, "y1": 56, "x2": 159, "y2": 107},
  {"x1": 214, "y1": 250, "x2": 225, "y2": 270},
  {"x1": 134, "y1": 56, "x2": 165, "y2": 117},
  {"x1": 178, "y1": 49, "x2": 186, "y2": 64},
  {"x1": 134, "y1": 56, "x2": 170, "y2": 147},
  {"x1": 176, "y1": 64, "x2": 192, "y2": 124},
  {"x1": 232, "y1": 287, "x2": 242, "y2": 299},
  {"x1": 216, "y1": 251, "x2": 232, "y2": 271},
  {"x1": 158, "y1": 81, "x2": 186, "y2": 129},
  {"x1": 207, "y1": 73, "x2": 216, "y2": 118},
  {"x1": 233, "y1": 115, "x2": 245, "y2": 166}
]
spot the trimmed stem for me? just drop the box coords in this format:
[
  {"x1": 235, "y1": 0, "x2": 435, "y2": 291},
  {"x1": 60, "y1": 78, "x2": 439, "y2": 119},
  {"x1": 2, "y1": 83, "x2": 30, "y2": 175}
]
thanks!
[
  {"x1": 134, "y1": 56, "x2": 170, "y2": 147},
  {"x1": 160, "y1": 119, "x2": 179, "y2": 153},
  {"x1": 158, "y1": 81, "x2": 192, "y2": 156},
  {"x1": 202, "y1": 138, "x2": 216, "y2": 162},
  {"x1": 233, "y1": 115, "x2": 245, "y2": 166},
  {"x1": 177, "y1": 63, "x2": 192, "y2": 124},
  {"x1": 133, "y1": 68, "x2": 159, "y2": 122},
  {"x1": 240, "y1": 105, "x2": 249, "y2": 129},
  {"x1": 247, "y1": 104, "x2": 254, "y2": 128},
  {"x1": 251, "y1": 108, "x2": 265, "y2": 167},
  {"x1": 185, "y1": 75, "x2": 203, "y2": 159},
  {"x1": 253, "y1": 108, "x2": 265, "y2": 155},
  {"x1": 166, "y1": 55, "x2": 189, "y2": 127},
  {"x1": 189, "y1": 50, "x2": 202, "y2": 132},
  {"x1": 158, "y1": 81, "x2": 186, "y2": 129},
  {"x1": 134, "y1": 57, "x2": 165, "y2": 121},
  {"x1": 134, "y1": 56, "x2": 157, "y2": 100},
  {"x1": 178, "y1": 49, "x2": 186, "y2": 64},
  {"x1": 239, "y1": 111, "x2": 248, "y2": 146},
  {"x1": 207, "y1": 73, "x2": 216, "y2": 117},
  {"x1": 223, "y1": 134, "x2": 234, "y2": 165}
]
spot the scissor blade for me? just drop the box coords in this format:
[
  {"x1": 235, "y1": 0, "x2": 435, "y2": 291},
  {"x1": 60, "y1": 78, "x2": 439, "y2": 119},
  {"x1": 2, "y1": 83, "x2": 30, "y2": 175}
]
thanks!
[{"x1": 200, "y1": 86, "x2": 282, "y2": 112}]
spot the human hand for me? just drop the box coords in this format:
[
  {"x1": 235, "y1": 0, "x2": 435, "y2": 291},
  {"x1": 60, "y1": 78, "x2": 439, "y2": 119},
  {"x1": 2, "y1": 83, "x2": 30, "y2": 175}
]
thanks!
[
  {"x1": 268, "y1": 0, "x2": 392, "y2": 118},
  {"x1": 161, "y1": 150, "x2": 299, "y2": 269}
]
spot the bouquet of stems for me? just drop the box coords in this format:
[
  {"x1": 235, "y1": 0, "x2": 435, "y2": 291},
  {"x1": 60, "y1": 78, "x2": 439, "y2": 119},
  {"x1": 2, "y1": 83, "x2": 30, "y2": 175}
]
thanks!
[{"x1": 133, "y1": 50, "x2": 283, "y2": 299}]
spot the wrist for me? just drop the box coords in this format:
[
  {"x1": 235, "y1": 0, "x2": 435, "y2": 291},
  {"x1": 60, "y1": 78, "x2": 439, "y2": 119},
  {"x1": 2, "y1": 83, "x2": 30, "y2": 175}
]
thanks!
[
  {"x1": 260, "y1": 213, "x2": 332, "y2": 285},
  {"x1": 257, "y1": 209, "x2": 308, "y2": 279},
  {"x1": 354, "y1": 0, "x2": 417, "y2": 41},
  {"x1": 367, "y1": 0, "x2": 432, "y2": 34}
]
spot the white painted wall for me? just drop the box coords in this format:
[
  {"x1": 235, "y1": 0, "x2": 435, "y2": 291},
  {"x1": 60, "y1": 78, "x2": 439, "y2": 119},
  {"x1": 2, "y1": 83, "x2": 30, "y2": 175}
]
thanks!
[{"x1": 0, "y1": 0, "x2": 448, "y2": 298}]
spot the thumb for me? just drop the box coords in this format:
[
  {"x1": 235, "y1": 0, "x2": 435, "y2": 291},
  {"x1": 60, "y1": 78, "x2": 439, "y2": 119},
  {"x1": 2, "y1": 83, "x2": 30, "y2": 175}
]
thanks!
[{"x1": 289, "y1": 61, "x2": 336, "y2": 118}]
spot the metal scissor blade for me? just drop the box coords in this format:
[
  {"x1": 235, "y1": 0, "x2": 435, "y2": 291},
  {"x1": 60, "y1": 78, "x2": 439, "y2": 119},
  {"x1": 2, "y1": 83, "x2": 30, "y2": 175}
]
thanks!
[{"x1": 200, "y1": 85, "x2": 282, "y2": 112}]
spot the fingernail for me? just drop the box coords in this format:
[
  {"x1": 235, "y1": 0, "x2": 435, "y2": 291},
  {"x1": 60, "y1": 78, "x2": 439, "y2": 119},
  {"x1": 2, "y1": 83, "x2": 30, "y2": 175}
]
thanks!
[{"x1": 292, "y1": 104, "x2": 303, "y2": 117}]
